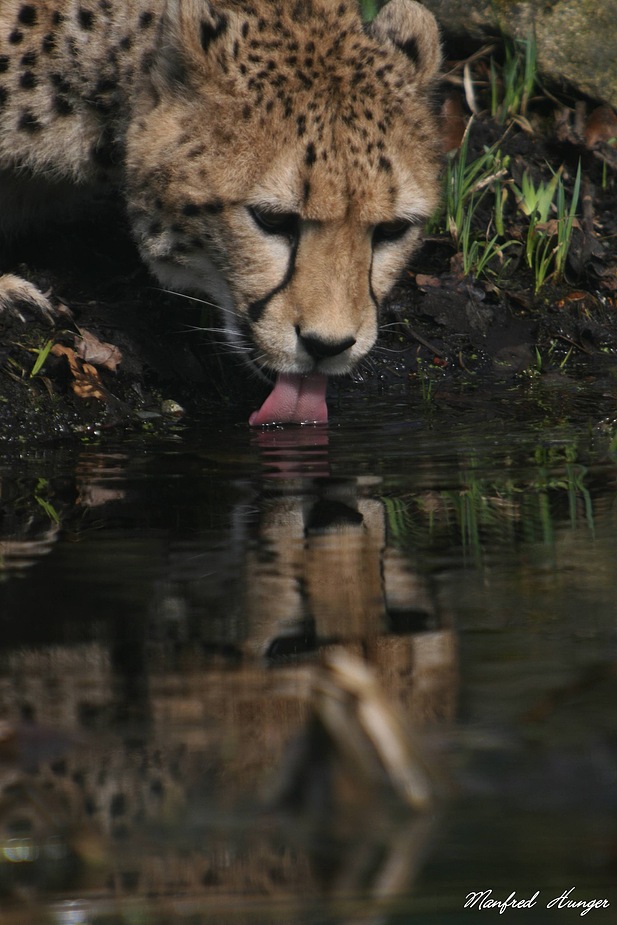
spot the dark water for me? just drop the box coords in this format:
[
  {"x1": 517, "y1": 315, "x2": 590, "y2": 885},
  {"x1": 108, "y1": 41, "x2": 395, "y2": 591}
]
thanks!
[{"x1": 1, "y1": 384, "x2": 617, "y2": 924}]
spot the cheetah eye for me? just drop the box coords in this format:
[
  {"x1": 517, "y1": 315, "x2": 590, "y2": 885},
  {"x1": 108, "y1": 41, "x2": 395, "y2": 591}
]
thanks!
[
  {"x1": 372, "y1": 219, "x2": 414, "y2": 246},
  {"x1": 249, "y1": 206, "x2": 300, "y2": 239}
]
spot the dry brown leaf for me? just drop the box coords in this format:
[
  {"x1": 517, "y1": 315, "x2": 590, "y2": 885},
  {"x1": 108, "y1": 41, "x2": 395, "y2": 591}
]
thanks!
[
  {"x1": 562, "y1": 291, "x2": 588, "y2": 303},
  {"x1": 441, "y1": 95, "x2": 467, "y2": 153},
  {"x1": 535, "y1": 218, "x2": 581, "y2": 237},
  {"x1": 584, "y1": 105, "x2": 617, "y2": 147},
  {"x1": 51, "y1": 344, "x2": 108, "y2": 402},
  {"x1": 76, "y1": 329, "x2": 122, "y2": 372},
  {"x1": 74, "y1": 362, "x2": 107, "y2": 400},
  {"x1": 51, "y1": 343, "x2": 78, "y2": 372}
]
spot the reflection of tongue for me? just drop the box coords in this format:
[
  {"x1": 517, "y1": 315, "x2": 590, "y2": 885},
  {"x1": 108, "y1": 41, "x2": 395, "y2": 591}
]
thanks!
[{"x1": 249, "y1": 372, "x2": 328, "y2": 426}]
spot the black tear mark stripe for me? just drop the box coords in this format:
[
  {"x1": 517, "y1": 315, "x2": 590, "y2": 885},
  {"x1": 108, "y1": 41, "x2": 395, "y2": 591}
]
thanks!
[
  {"x1": 247, "y1": 239, "x2": 299, "y2": 324},
  {"x1": 368, "y1": 248, "x2": 380, "y2": 316}
]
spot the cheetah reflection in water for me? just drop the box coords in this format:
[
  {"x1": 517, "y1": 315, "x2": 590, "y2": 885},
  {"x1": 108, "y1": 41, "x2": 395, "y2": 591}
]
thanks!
[{"x1": 0, "y1": 479, "x2": 456, "y2": 907}]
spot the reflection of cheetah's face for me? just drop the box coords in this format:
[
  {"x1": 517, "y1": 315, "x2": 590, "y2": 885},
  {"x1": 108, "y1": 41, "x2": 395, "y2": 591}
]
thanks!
[{"x1": 0, "y1": 1, "x2": 442, "y2": 422}]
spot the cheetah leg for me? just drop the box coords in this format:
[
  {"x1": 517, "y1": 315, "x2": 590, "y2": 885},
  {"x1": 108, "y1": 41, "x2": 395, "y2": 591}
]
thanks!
[{"x1": 0, "y1": 274, "x2": 56, "y2": 324}]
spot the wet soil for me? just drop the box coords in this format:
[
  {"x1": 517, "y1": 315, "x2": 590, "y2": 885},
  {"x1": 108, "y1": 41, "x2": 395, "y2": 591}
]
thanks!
[{"x1": 1, "y1": 93, "x2": 616, "y2": 444}]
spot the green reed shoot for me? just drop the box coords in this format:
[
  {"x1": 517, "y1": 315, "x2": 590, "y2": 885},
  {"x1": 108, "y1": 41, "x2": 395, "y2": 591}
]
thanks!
[
  {"x1": 530, "y1": 234, "x2": 556, "y2": 293},
  {"x1": 444, "y1": 136, "x2": 515, "y2": 279},
  {"x1": 416, "y1": 357, "x2": 435, "y2": 403},
  {"x1": 490, "y1": 34, "x2": 538, "y2": 124},
  {"x1": 553, "y1": 160, "x2": 582, "y2": 278},
  {"x1": 459, "y1": 201, "x2": 516, "y2": 278},
  {"x1": 493, "y1": 169, "x2": 509, "y2": 238},
  {"x1": 512, "y1": 168, "x2": 560, "y2": 268},
  {"x1": 444, "y1": 127, "x2": 509, "y2": 246},
  {"x1": 30, "y1": 339, "x2": 54, "y2": 378},
  {"x1": 34, "y1": 478, "x2": 61, "y2": 524},
  {"x1": 513, "y1": 161, "x2": 581, "y2": 291}
]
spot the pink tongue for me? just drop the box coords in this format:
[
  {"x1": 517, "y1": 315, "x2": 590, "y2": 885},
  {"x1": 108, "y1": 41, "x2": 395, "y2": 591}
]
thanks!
[{"x1": 249, "y1": 372, "x2": 328, "y2": 426}]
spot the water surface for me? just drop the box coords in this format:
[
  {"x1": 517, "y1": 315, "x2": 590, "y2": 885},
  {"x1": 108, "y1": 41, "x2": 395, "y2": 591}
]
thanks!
[{"x1": 1, "y1": 382, "x2": 616, "y2": 923}]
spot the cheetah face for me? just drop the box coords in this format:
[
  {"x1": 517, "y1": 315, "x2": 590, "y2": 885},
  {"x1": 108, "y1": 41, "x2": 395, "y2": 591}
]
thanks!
[{"x1": 126, "y1": 0, "x2": 442, "y2": 422}]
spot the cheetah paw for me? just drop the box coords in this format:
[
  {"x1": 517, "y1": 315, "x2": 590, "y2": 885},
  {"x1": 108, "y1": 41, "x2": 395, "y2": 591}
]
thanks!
[{"x1": 0, "y1": 273, "x2": 58, "y2": 325}]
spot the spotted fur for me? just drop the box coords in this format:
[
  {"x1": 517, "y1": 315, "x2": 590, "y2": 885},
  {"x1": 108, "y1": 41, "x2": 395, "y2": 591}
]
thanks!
[{"x1": 0, "y1": 0, "x2": 442, "y2": 380}]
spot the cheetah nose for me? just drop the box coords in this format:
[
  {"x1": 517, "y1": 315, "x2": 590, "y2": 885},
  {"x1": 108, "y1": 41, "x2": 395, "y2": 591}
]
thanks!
[{"x1": 298, "y1": 331, "x2": 356, "y2": 361}]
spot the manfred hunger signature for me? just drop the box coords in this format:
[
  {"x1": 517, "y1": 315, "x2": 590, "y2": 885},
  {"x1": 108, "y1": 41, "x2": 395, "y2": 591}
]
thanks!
[{"x1": 464, "y1": 888, "x2": 610, "y2": 916}]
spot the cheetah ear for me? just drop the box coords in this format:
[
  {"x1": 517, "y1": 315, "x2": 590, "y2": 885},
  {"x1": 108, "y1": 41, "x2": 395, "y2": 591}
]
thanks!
[{"x1": 368, "y1": 0, "x2": 442, "y2": 87}]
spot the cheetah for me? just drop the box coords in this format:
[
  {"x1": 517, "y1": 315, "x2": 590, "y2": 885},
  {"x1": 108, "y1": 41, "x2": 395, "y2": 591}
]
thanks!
[{"x1": 0, "y1": 0, "x2": 442, "y2": 424}]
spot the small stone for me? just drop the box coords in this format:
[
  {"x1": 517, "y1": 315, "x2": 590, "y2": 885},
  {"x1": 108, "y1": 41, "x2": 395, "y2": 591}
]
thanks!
[
  {"x1": 161, "y1": 399, "x2": 185, "y2": 417},
  {"x1": 421, "y1": 0, "x2": 617, "y2": 109}
]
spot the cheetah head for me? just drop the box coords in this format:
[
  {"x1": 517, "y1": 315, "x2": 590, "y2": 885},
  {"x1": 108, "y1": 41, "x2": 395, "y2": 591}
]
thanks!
[{"x1": 125, "y1": 0, "x2": 442, "y2": 424}]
